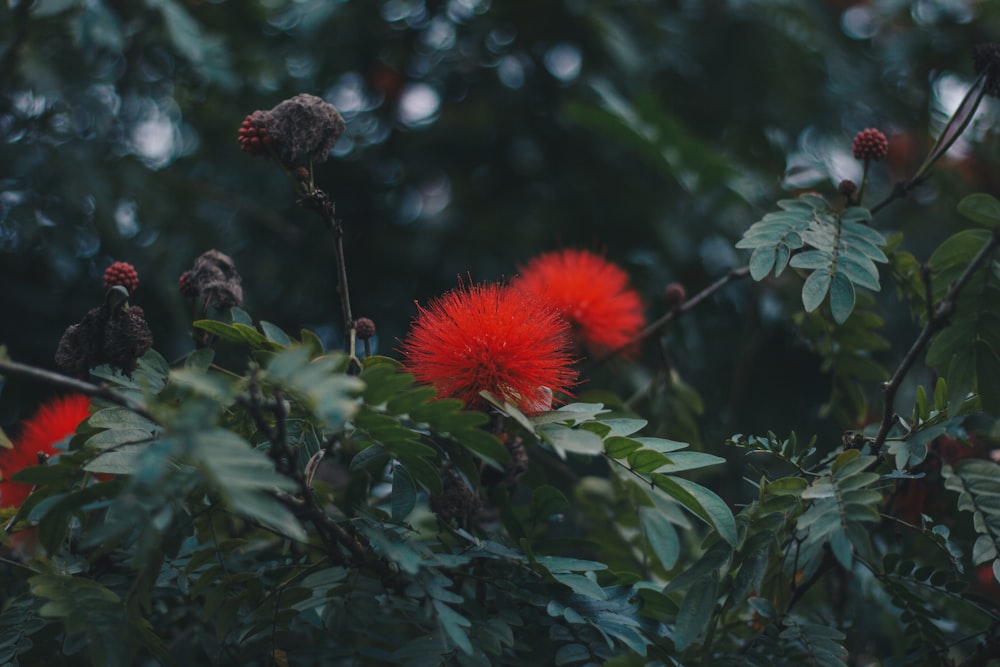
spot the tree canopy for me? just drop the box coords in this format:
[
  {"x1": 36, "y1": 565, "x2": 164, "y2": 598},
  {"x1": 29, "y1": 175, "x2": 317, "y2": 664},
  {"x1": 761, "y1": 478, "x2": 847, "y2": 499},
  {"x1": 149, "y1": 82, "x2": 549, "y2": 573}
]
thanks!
[{"x1": 2, "y1": 1, "x2": 1000, "y2": 665}]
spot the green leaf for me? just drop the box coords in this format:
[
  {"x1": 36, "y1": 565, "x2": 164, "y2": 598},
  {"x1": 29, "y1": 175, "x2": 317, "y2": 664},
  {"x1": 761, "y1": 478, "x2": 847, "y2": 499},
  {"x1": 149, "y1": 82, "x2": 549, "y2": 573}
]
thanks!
[
  {"x1": 86, "y1": 407, "x2": 156, "y2": 431},
  {"x1": 360, "y1": 363, "x2": 415, "y2": 406},
  {"x1": 653, "y1": 451, "x2": 725, "y2": 474},
  {"x1": 552, "y1": 573, "x2": 606, "y2": 599},
  {"x1": 391, "y1": 463, "x2": 417, "y2": 520},
  {"x1": 605, "y1": 436, "x2": 642, "y2": 459},
  {"x1": 928, "y1": 229, "x2": 991, "y2": 275},
  {"x1": 831, "y1": 269, "x2": 867, "y2": 321},
  {"x1": 673, "y1": 571, "x2": 718, "y2": 651},
  {"x1": 601, "y1": 418, "x2": 648, "y2": 437},
  {"x1": 946, "y1": 348, "x2": 976, "y2": 411},
  {"x1": 260, "y1": 320, "x2": 293, "y2": 346},
  {"x1": 934, "y1": 377, "x2": 948, "y2": 412},
  {"x1": 887, "y1": 438, "x2": 928, "y2": 471},
  {"x1": 749, "y1": 246, "x2": 777, "y2": 280},
  {"x1": 765, "y1": 477, "x2": 808, "y2": 496},
  {"x1": 532, "y1": 485, "x2": 570, "y2": 519},
  {"x1": 433, "y1": 600, "x2": 473, "y2": 655},
  {"x1": 789, "y1": 249, "x2": 831, "y2": 270},
  {"x1": 193, "y1": 429, "x2": 305, "y2": 541},
  {"x1": 299, "y1": 328, "x2": 325, "y2": 355},
  {"x1": 84, "y1": 446, "x2": 149, "y2": 475},
  {"x1": 651, "y1": 475, "x2": 737, "y2": 546},
  {"x1": 230, "y1": 306, "x2": 253, "y2": 325},
  {"x1": 396, "y1": 455, "x2": 442, "y2": 495},
  {"x1": 453, "y1": 428, "x2": 510, "y2": 467},
  {"x1": 944, "y1": 459, "x2": 1000, "y2": 574},
  {"x1": 627, "y1": 448, "x2": 672, "y2": 473},
  {"x1": 958, "y1": 193, "x2": 1000, "y2": 228},
  {"x1": 349, "y1": 443, "x2": 390, "y2": 473},
  {"x1": 539, "y1": 423, "x2": 605, "y2": 457},
  {"x1": 535, "y1": 556, "x2": 608, "y2": 573},
  {"x1": 639, "y1": 506, "x2": 679, "y2": 570},
  {"x1": 554, "y1": 643, "x2": 590, "y2": 665},
  {"x1": 973, "y1": 534, "x2": 997, "y2": 564},
  {"x1": 801, "y1": 268, "x2": 831, "y2": 313},
  {"x1": 85, "y1": 428, "x2": 156, "y2": 450}
]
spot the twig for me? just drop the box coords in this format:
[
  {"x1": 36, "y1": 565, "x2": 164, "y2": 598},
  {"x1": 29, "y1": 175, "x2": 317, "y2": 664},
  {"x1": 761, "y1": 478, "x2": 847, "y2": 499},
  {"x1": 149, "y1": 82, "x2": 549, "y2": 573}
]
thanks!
[
  {"x1": 872, "y1": 230, "x2": 1000, "y2": 450},
  {"x1": 296, "y1": 188, "x2": 359, "y2": 367},
  {"x1": 0, "y1": 358, "x2": 157, "y2": 424},
  {"x1": 869, "y1": 174, "x2": 932, "y2": 216},
  {"x1": 588, "y1": 266, "x2": 751, "y2": 369},
  {"x1": 241, "y1": 371, "x2": 398, "y2": 584}
]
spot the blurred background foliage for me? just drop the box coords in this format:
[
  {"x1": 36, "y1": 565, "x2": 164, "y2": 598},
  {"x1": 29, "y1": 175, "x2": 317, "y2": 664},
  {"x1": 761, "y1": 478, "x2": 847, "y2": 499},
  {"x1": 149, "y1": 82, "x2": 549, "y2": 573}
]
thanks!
[{"x1": 2, "y1": 0, "x2": 999, "y2": 480}]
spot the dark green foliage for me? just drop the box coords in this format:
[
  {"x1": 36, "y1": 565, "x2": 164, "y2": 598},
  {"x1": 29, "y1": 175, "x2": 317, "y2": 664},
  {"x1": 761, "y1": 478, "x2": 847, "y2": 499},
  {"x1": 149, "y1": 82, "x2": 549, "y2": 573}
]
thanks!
[
  {"x1": 925, "y1": 229, "x2": 1000, "y2": 414},
  {"x1": 3, "y1": 2, "x2": 1000, "y2": 665}
]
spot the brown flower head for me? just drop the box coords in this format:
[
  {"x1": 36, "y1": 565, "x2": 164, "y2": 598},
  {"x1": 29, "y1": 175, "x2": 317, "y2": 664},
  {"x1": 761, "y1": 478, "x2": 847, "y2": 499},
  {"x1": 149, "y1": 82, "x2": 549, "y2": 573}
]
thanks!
[
  {"x1": 181, "y1": 250, "x2": 244, "y2": 312},
  {"x1": 239, "y1": 95, "x2": 345, "y2": 167},
  {"x1": 430, "y1": 473, "x2": 481, "y2": 524},
  {"x1": 55, "y1": 286, "x2": 153, "y2": 379}
]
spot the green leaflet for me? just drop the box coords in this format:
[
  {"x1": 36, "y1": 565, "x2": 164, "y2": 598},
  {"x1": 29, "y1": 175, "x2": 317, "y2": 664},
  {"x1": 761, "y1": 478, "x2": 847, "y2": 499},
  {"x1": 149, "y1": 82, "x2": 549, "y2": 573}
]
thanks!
[
  {"x1": 796, "y1": 450, "x2": 881, "y2": 570},
  {"x1": 738, "y1": 194, "x2": 886, "y2": 323},
  {"x1": 943, "y1": 459, "x2": 1000, "y2": 583}
]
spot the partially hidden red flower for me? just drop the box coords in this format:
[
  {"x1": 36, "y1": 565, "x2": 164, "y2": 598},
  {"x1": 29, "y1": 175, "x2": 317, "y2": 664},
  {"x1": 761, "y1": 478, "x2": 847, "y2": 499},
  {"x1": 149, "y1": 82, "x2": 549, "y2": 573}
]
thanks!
[
  {"x1": 0, "y1": 394, "x2": 91, "y2": 508},
  {"x1": 400, "y1": 281, "x2": 576, "y2": 414},
  {"x1": 514, "y1": 249, "x2": 645, "y2": 357},
  {"x1": 103, "y1": 261, "x2": 139, "y2": 294}
]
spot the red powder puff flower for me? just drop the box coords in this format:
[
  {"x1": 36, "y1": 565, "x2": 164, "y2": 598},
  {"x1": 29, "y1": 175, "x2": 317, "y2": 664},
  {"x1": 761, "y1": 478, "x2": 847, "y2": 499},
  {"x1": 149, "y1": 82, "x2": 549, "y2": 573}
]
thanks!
[
  {"x1": 514, "y1": 249, "x2": 645, "y2": 356},
  {"x1": 0, "y1": 394, "x2": 91, "y2": 508},
  {"x1": 400, "y1": 281, "x2": 576, "y2": 414}
]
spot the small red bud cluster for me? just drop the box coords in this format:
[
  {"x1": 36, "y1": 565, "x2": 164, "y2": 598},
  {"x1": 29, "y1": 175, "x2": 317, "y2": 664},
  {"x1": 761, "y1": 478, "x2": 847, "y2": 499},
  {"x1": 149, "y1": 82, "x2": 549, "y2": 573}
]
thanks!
[
  {"x1": 238, "y1": 111, "x2": 275, "y2": 157},
  {"x1": 838, "y1": 179, "x2": 857, "y2": 197},
  {"x1": 103, "y1": 261, "x2": 139, "y2": 294},
  {"x1": 852, "y1": 128, "x2": 889, "y2": 162}
]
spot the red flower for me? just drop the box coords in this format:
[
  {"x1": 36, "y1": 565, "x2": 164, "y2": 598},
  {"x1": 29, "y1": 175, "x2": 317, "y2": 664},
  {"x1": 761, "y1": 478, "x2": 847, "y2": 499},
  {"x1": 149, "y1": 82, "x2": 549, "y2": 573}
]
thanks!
[
  {"x1": 0, "y1": 394, "x2": 91, "y2": 508},
  {"x1": 401, "y1": 281, "x2": 576, "y2": 414},
  {"x1": 514, "y1": 249, "x2": 645, "y2": 356}
]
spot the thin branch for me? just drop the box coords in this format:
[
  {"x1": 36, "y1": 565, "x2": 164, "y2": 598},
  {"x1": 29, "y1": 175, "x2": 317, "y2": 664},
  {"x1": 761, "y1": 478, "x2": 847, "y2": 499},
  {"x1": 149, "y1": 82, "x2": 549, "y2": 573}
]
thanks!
[
  {"x1": 240, "y1": 370, "x2": 398, "y2": 584},
  {"x1": 873, "y1": 231, "x2": 1000, "y2": 450},
  {"x1": 869, "y1": 174, "x2": 932, "y2": 217},
  {"x1": 296, "y1": 187, "x2": 359, "y2": 369},
  {"x1": 0, "y1": 358, "x2": 157, "y2": 424},
  {"x1": 589, "y1": 266, "x2": 751, "y2": 369}
]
